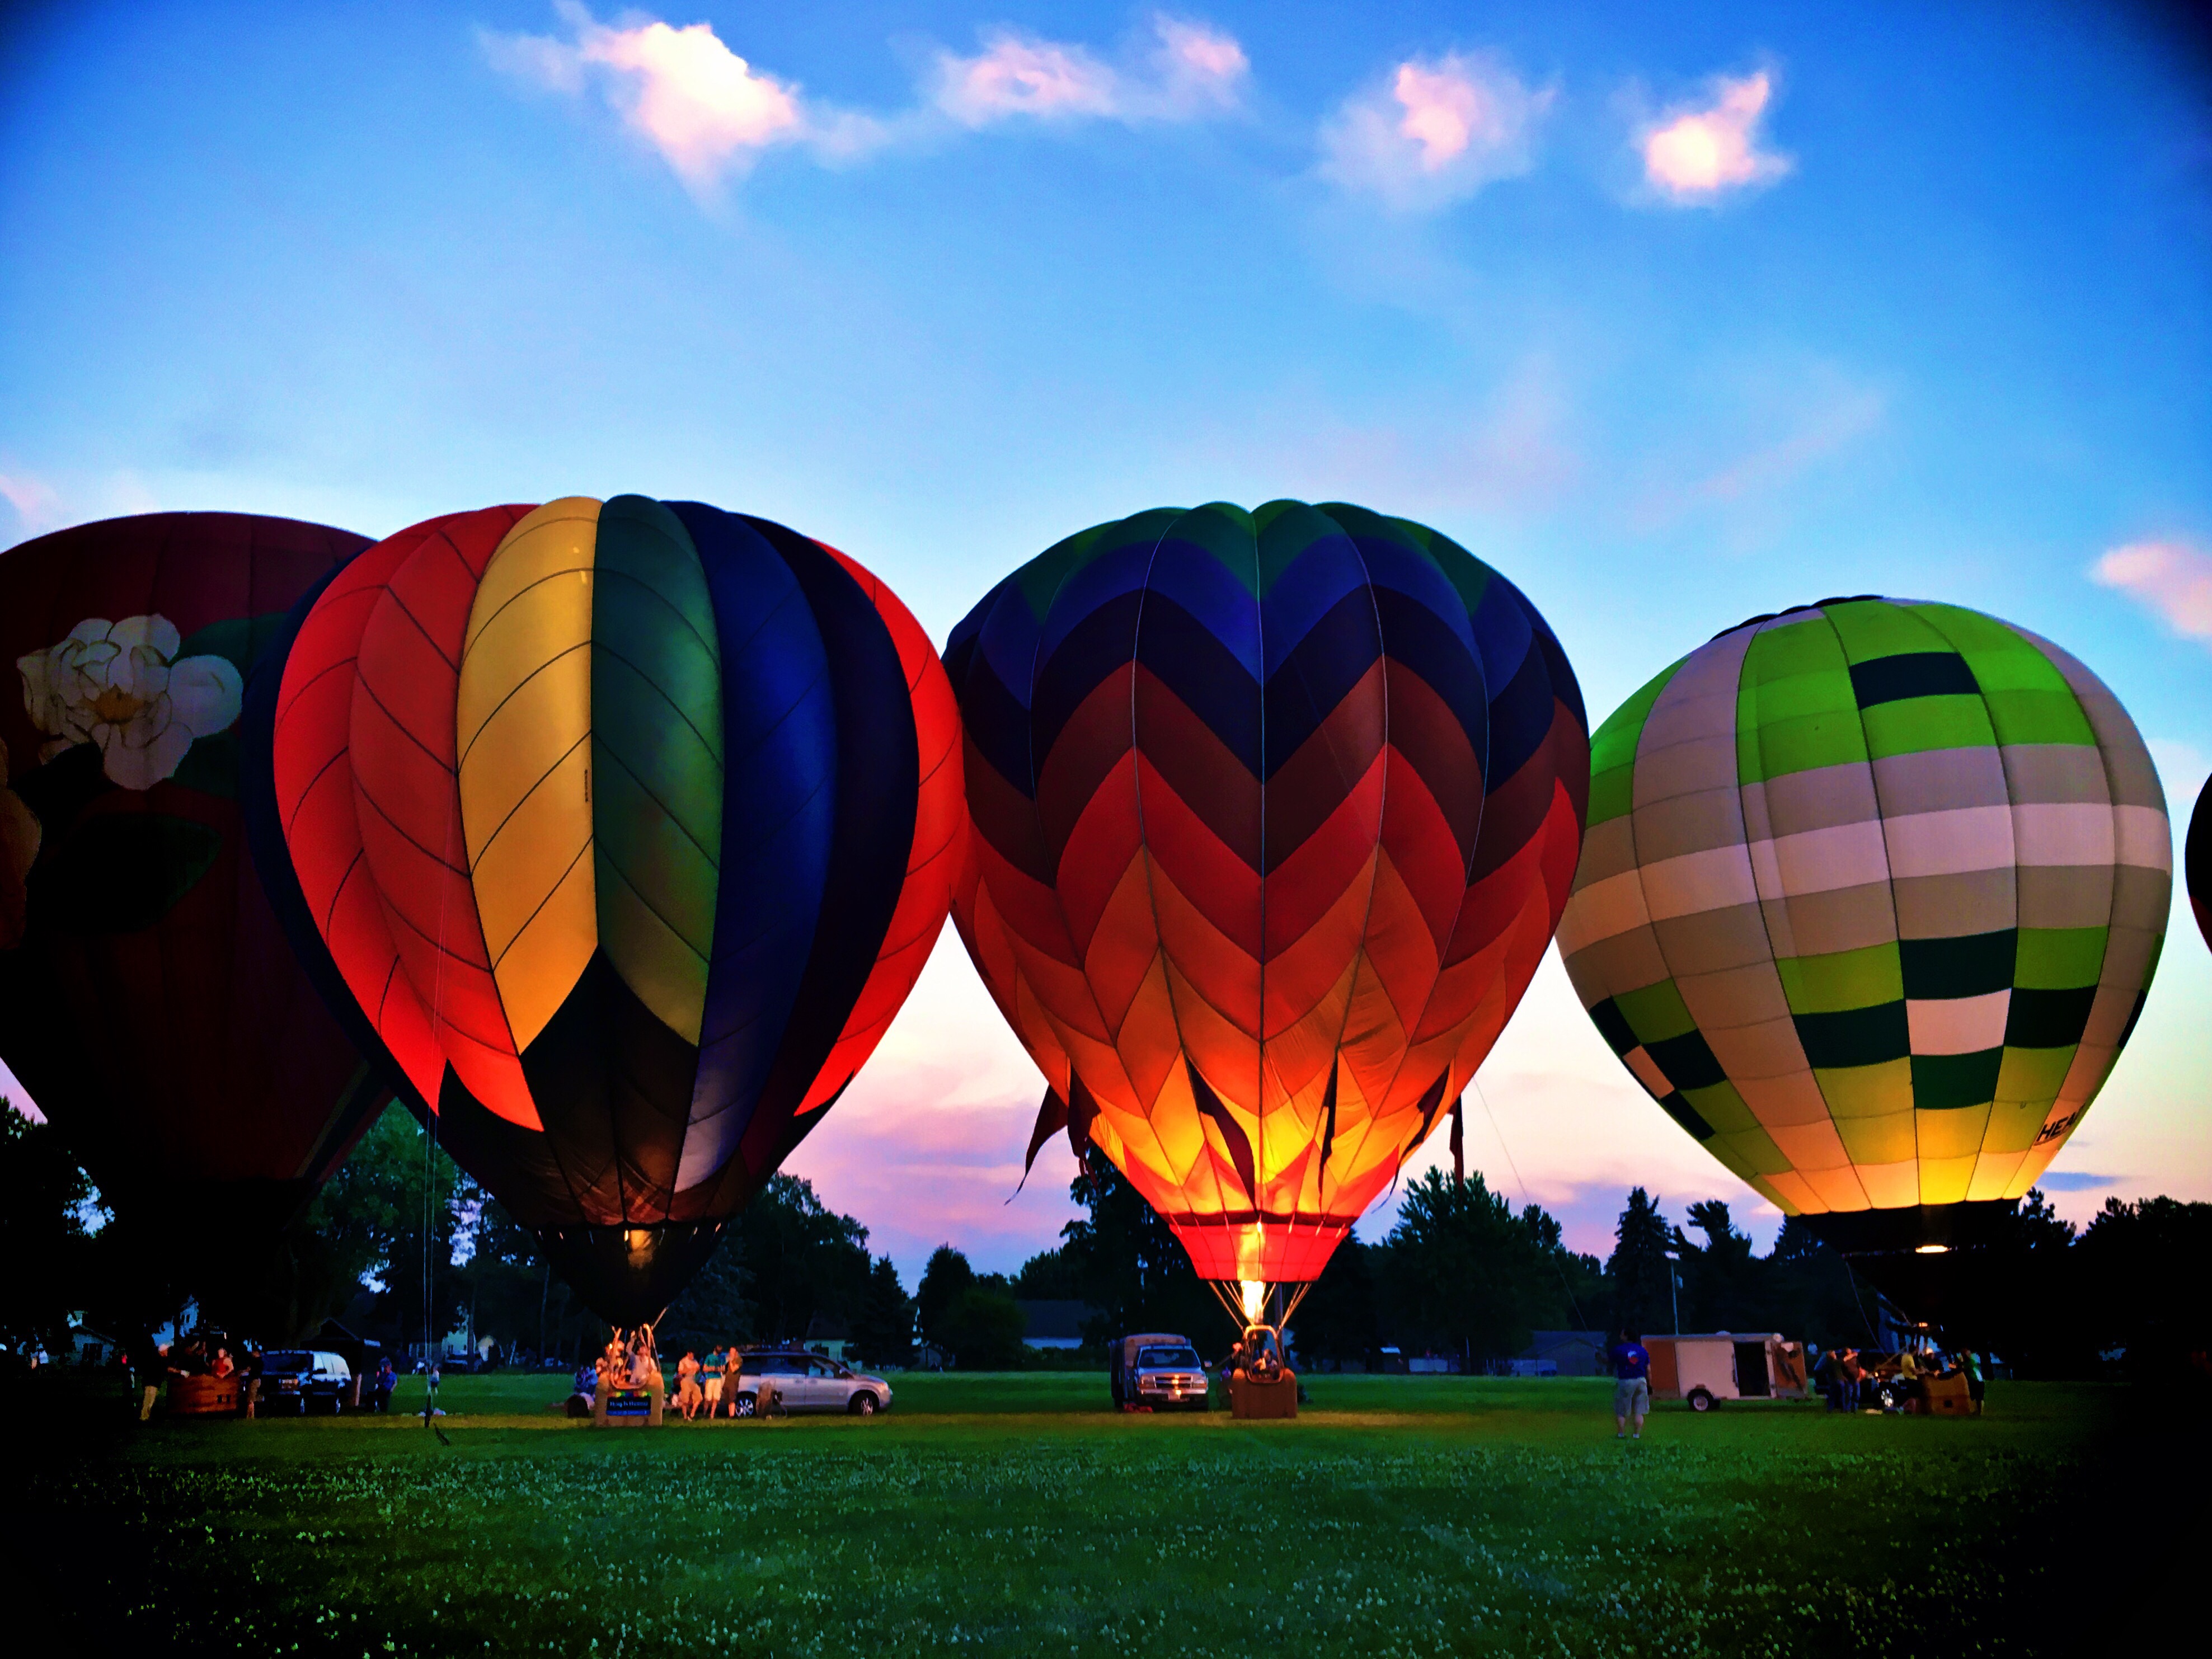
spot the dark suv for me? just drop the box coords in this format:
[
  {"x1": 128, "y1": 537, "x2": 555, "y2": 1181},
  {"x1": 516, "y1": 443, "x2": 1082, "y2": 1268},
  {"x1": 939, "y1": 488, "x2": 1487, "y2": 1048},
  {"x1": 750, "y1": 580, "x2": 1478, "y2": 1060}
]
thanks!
[{"x1": 261, "y1": 1350, "x2": 352, "y2": 1414}]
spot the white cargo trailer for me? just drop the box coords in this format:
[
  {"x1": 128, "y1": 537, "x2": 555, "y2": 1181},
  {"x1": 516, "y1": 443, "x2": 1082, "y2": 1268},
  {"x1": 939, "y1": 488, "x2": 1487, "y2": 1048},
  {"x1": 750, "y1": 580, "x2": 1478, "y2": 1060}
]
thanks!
[{"x1": 1645, "y1": 1333, "x2": 1809, "y2": 1412}]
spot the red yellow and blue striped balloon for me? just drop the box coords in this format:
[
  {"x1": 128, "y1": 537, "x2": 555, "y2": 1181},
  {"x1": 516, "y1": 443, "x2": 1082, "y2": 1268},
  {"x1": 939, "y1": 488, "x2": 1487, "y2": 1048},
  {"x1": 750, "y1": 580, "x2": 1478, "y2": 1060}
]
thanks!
[
  {"x1": 944, "y1": 501, "x2": 1588, "y2": 1289},
  {"x1": 243, "y1": 496, "x2": 962, "y2": 1326}
]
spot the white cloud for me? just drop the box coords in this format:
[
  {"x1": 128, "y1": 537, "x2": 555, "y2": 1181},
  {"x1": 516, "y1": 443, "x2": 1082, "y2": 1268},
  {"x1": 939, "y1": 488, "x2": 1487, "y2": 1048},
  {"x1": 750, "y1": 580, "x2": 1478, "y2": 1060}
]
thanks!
[
  {"x1": 1319, "y1": 53, "x2": 1551, "y2": 212},
  {"x1": 2094, "y1": 538, "x2": 2212, "y2": 646},
  {"x1": 932, "y1": 15, "x2": 1248, "y2": 128},
  {"x1": 1638, "y1": 70, "x2": 1792, "y2": 204},
  {"x1": 483, "y1": 3, "x2": 880, "y2": 189}
]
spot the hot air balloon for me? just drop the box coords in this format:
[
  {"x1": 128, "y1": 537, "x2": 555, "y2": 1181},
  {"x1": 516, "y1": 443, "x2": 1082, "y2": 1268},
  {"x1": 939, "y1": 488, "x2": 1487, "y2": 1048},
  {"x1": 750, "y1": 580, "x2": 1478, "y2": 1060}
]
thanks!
[
  {"x1": 242, "y1": 496, "x2": 961, "y2": 1329},
  {"x1": 2189, "y1": 774, "x2": 2209, "y2": 951},
  {"x1": 943, "y1": 501, "x2": 1588, "y2": 1329},
  {"x1": 1557, "y1": 596, "x2": 2170, "y2": 1319},
  {"x1": 0, "y1": 513, "x2": 388, "y2": 1257}
]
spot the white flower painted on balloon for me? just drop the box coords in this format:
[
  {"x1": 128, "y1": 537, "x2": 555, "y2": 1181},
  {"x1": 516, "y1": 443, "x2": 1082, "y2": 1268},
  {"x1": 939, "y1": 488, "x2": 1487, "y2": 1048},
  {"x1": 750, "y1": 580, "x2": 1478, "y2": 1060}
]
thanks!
[{"x1": 17, "y1": 615, "x2": 242, "y2": 791}]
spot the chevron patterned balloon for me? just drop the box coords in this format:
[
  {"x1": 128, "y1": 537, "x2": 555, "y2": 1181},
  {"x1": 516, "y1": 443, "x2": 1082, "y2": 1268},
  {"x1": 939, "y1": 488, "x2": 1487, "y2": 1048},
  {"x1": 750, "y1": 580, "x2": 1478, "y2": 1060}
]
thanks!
[
  {"x1": 1558, "y1": 596, "x2": 2171, "y2": 1252},
  {"x1": 944, "y1": 501, "x2": 1589, "y2": 1289}
]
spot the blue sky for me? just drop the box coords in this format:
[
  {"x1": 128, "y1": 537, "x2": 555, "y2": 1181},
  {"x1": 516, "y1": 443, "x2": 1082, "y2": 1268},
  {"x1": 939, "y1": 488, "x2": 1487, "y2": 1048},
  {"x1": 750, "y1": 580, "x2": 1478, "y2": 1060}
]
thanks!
[{"x1": 3, "y1": 1, "x2": 2208, "y2": 1280}]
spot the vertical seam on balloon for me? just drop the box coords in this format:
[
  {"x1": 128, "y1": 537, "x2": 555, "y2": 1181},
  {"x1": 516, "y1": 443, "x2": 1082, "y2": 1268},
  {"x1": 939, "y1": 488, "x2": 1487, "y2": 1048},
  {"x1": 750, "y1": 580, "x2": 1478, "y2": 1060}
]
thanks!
[
  {"x1": 1018, "y1": 524, "x2": 1175, "y2": 1192},
  {"x1": 1308, "y1": 511, "x2": 1390, "y2": 1237},
  {"x1": 1993, "y1": 619, "x2": 2120, "y2": 1178},
  {"x1": 447, "y1": 512, "x2": 529, "y2": 1106},
  {"x1": 1125, "y1": 510, "x2": 1229, "y2": 1234},
  {"x1": 1736, "y1": 618, "x2": 1815, "y2": 1204},
  {"x1": 1824, "y1": 607, "x2": 1906, "y2": 1210},
  {"x1": 1253, "y1": 516, "x2": 1266, "y2": 1256},
  {"x1": 1361, "y1": 522, "x2": 1494, "y2": 1175},
  {"x1": 1919, "y1": 607, "x2": 2029, "y2": 1190}
]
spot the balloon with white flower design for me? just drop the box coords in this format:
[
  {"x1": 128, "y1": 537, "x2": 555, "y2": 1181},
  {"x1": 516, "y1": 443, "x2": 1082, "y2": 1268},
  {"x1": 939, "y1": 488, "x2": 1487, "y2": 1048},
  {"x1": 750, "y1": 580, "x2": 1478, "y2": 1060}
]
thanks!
[
  {"x1": 0, "y1": 513, "x2": 389, "y2": 1252},
  {"x1": 18, "y1": 614, "x2": 244, "y2": 791}
]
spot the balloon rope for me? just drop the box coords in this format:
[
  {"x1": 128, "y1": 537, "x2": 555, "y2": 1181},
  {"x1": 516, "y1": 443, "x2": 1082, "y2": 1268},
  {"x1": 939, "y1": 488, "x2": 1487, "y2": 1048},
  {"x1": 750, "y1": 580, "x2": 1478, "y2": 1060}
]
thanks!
[
  {"x1": 1205, "y1": 1280, "x2": 1246, "y2": 1331},
  {"x1": 1472, "y1": 1077, "x2": 1593, "y2": 1337},
  {"x1": 422, "y1": 1117, "x2": 435, "y2": 1430}
]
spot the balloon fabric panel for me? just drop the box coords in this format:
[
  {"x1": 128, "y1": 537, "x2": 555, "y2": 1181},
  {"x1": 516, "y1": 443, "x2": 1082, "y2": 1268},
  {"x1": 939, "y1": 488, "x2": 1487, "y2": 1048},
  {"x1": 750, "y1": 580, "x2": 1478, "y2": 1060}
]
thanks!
[
  {"x1": 712, "y1": 518, "x2": 920, "y2": 1211},
  {"x1": 795, "y1": 538, "x2": 968, "y2": 1116},
  {"x1": 589, "y1": 496, "x2": 724, "y2": 1049},
  {"x1": 666, "y1": 502, "x2": 837, "y2": 1191},
  {"x1": 351, "y1": 507, "x2": 538, "y2": 1126},
  {"x1": 946, "y1": 500, "x2": 1589, "y2": 1285},
  {"x1": 0, "y1": 513, "x2": 386, "y2": 1225},
  {"x1": 458, "y1": 498, "x2": 602, "y2": 1054},
  {"x1": 1557, "y1": 598, "x2": 2171, "y2": 1224}
]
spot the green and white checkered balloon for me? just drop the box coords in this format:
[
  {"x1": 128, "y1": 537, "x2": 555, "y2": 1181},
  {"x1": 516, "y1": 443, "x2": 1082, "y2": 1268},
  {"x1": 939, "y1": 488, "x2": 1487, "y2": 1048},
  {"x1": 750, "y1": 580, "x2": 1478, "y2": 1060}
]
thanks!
[{"x1": 1559, "y1": 598, "x2": 2170, "y2": 1230}]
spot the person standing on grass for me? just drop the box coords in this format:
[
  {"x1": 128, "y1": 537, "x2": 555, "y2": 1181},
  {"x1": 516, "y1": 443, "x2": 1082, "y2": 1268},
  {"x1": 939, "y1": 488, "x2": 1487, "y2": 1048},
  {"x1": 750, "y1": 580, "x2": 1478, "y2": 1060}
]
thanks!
[
  {"x1": 676, "y1": 1350, "x2": 702, "y2": 1420},
  {"x1": 134, "y1": 1332, "x2": 163, "y2": 1422},
  {"x1": 1608, "y1": 1329, "x2": 1651, "y2": 1439}
]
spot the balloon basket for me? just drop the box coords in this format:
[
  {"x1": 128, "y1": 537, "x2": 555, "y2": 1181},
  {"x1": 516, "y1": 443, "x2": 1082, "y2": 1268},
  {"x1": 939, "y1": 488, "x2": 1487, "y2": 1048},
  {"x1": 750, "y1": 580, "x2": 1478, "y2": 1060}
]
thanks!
[
  {"x1": 167, "y1": 1376, "x2": 241, "y2": 1418},
  {"x1": 1229, "y1": 1370, "x2": 1298, "y2": 1420}
]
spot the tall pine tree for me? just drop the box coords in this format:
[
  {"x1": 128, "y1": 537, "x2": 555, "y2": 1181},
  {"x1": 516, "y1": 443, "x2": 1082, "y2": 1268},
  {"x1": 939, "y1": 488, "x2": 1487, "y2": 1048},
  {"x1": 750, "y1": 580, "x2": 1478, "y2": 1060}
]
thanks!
[{"x1": 1606, "y1": 1187, "x2": 1673, "y2": 1337}]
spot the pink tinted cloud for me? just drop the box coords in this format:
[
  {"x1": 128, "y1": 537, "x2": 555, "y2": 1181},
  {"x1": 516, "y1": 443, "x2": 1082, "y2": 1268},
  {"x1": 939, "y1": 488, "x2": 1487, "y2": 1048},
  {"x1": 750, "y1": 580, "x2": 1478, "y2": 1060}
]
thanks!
[
  {"x1": 934, "y1": 34, "x2": 1120, "y2": 125},
  {"x1": 2094, "y1": 538, "x2": 2212, "y2": 645},
  {"x1": 1319, "y1": 53, "x2": 1550, "y2": 211},
  {"x1": 932, "y1": 15, "x2": 1248, "y2": 127},
  {"x1": 0, "y1": 469, "x2": 62, "y2": 538},
  {"x1": 484, "y1": 4, "x2": 879, "y2": 190},
  {"x1": 1638, "y1": 71, "x2": 1792, "y2": 204}
]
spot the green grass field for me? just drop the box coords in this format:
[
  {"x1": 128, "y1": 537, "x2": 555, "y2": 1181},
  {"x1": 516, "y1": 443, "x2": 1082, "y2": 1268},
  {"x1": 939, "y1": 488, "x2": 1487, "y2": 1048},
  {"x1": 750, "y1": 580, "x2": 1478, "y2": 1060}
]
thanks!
[{"x1": 10, "y1": 1370, "x2": 2197, "y2": 1656}]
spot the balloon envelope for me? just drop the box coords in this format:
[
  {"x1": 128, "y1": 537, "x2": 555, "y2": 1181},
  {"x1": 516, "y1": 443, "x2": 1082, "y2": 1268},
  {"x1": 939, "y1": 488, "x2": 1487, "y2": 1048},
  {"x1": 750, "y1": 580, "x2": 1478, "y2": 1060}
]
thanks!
[
  {"x1": 944, "y1": 501, "x2": 1588, "y2": 1287},
  {"x1": 245, "y1": 497, "x2": 960, "y2": 1326},
  {"x1": 1558, "y1": 597, "x2": 2169, "y2": 1266},
  {"x1": 2189, "y1": 774, "x2": 2209, "y2": 951},
  {"x1": 0, "y1": 513, "x2": 387, "y2": 1230}
]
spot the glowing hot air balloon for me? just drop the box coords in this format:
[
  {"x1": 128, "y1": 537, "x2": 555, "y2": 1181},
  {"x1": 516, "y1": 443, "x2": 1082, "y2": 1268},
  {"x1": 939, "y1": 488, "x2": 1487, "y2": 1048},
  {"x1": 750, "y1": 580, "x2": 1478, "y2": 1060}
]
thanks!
[
  {"x1": 1557, "y1": 596, "x2": 2169, "y2": 1316},
  {"x1": 0, "y1": 514, "x2": 388, "y2": 1246},
  {"x1": 243, "y1": 497, "x2": 961, "y2": 1328},
  {"x1": 943, "y1": 501, "x2": 1588, "y2": 1320}
]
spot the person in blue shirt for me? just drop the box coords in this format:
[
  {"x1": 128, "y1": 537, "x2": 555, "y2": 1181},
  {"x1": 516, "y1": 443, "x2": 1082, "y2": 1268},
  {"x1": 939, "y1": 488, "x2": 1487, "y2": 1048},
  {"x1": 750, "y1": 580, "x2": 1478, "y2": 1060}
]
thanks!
[{"x1": 1608, "y1": 1329, "x2": 1651, "y2": 1439}]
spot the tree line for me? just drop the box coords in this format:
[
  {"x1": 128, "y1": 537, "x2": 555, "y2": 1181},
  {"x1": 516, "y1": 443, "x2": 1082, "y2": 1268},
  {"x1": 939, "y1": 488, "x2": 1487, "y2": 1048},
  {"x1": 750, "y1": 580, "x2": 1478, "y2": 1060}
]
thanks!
[{"x1": 6, "y1": 1096, "x2": 2208, "y2": 1380}]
